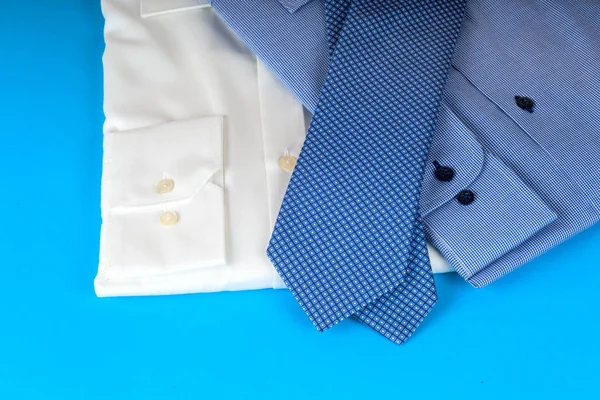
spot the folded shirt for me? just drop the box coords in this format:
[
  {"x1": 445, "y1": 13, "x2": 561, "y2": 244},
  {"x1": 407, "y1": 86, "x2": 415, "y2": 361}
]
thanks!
[
  {"x1": 211, "y1": 0, "x2": 600, "y2": 287},
  {"x1": 96, "y1": 0, "x2": 453, "y2": 297}
]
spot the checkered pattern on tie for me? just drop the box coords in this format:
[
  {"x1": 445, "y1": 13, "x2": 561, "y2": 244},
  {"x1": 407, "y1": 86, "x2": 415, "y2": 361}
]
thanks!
[{"x1": 268, "y1": 0, "x2": 466, "y2": 344}]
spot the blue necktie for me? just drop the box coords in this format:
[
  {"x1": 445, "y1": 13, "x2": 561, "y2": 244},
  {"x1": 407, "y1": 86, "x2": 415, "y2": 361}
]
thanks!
[{"x1": 268, "y1": 0, "x2": 466, "y2": 344}]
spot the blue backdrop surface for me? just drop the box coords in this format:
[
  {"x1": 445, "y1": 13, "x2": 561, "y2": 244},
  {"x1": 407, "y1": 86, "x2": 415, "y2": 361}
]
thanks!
[{"x1": 0, "y1": 2, "x2": 598, "y2": 399}]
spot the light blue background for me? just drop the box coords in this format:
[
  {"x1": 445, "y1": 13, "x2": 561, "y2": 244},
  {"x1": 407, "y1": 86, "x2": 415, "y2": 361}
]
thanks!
[{"x1": 1, "y1": 2, "x2": 599, "y2": 399}]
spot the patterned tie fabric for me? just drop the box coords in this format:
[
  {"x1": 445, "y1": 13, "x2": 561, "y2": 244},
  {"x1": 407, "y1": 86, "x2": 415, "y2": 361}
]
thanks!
[{"x1": 268, "y1": 0, "x2": 466, "y2": 344}]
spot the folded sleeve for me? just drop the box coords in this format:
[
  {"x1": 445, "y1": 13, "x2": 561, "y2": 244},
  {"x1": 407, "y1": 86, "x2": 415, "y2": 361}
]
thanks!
[
  {"x1": 96, "y1": 117, "x2": 226, "y2": 289},
  {"x1": 422, "y1": 105, "x2": 557, "y2": 286}
]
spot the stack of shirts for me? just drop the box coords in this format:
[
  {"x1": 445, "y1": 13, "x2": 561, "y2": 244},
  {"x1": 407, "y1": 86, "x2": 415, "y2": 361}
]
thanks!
[{"x1": 96, "y1": 0, "x2": 600, "y2": 345}]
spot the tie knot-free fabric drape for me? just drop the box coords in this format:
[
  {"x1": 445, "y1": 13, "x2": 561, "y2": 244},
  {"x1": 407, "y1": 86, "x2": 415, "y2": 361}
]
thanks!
[{"x1": 268, "y1": 0, "x2": 467, "y2": 344}]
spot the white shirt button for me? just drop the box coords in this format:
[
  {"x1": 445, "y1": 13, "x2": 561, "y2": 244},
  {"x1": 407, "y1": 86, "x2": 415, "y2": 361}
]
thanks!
[
  {"x1": 160, "y1": 211, "x2": 179, "y2": 226},
  {"x1": 278, "y1": 155, "x2": 297, "y2": 172},
  {"x1": 156, "y1": 178, "x2": 175, "y2": 194}
]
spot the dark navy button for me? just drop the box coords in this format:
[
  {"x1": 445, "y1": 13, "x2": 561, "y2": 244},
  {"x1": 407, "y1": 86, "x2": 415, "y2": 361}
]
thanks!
[
  {"x1": 515, "y1": 96, "x2": 535, "y2": 112},
  {"x1": 433, "y1": 161, "x2": 454, "y2": 182},
  {"x1": 456, "y1": 190, "x2": 475, "y2": 205}
]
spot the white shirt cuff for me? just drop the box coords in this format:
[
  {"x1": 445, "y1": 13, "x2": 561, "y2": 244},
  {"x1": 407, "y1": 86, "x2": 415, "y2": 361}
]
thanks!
[{"x1": 96, "y1": 117, "x2": 226, "y2": 292}]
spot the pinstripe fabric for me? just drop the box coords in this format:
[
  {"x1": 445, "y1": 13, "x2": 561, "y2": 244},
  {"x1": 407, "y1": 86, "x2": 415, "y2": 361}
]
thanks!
[
  {"x1": 211, "y1": 0, "x2": 327, "y2": 112},
  {"x1": 275, "y1": 0, "x2": 312, "y2": 13},
  {"x1": 427, "y1": 1, "x2": 600, "y2": 287},
  {"x1": 267, "y1": 0, "x2": 466, "y2": 344},
  {"x1": 426, "y1": 151, "x2": 557, "y2": 276},
  {"x1": 212, "y1": 0, "x2": 600, "y2": 289},
  {"x1": 433, "y1": 66, "x2": 600, "y2": 287}
]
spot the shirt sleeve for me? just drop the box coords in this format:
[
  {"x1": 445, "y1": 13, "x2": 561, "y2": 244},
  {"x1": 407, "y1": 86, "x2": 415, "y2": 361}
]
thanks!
[
  {"x1": 421, "y1": 104, "x2": 558, "y2": 286},
  {"x1": 97, "y1": 117, "x2": 226, "y2": 286}
]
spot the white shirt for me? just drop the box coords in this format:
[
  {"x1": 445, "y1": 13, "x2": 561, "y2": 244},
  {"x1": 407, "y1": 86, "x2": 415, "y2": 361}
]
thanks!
[{"x1": 95, "y1": 0, "x2": 450, "y2": 297}]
